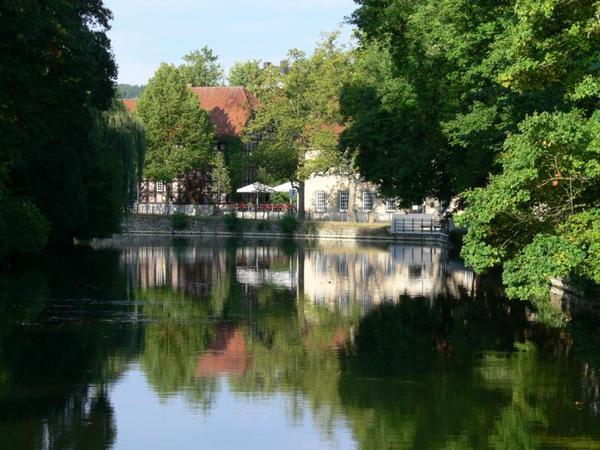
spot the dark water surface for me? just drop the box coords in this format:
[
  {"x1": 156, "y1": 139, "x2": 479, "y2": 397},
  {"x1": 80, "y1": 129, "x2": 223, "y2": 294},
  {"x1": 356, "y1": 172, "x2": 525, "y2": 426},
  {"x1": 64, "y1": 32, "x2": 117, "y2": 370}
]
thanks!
[{"x1": 0, "y1": 237, "x2": 599, "y2": 449}]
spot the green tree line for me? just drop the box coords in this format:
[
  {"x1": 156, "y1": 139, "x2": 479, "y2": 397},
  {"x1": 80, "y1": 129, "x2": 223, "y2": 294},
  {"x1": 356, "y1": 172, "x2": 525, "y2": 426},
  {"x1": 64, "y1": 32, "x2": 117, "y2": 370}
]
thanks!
[
  {"x1": 342, "y1": 0, "x2": 600, "y2": 308},
  {"x1": 117, "y1": 83, "x2": 145, "y2": 99},
  {"x1": 0, "y1": 1, "x2": 145, "y2": 257}
]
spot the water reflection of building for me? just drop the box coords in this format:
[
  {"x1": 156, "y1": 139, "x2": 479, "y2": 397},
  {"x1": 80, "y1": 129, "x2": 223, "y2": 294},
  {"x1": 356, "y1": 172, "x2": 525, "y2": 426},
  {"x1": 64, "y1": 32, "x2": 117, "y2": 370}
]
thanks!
[
  {"x1": 235, "y1": 246, "x2": 296, "y2": 290},
  {"x1": 98, "y1": 237, "x2": 475, "y2": 312},
  {"x1": 197, "y1": 327, "x2": 252, "y2": 377},
  {"x1": 118, "y1": 243, "x2": 228, "y2": 297},
  {"x1": 302, "y1": 244, "x2": 476, "y2": 310}
]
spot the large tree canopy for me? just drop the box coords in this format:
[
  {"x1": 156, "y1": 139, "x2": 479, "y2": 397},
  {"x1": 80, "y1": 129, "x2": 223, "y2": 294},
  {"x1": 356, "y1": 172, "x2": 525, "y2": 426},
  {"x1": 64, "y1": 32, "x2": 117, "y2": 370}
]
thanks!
[
  {"x1": 0, "y1": 0, "x2": 142, "y2": 253},
  {"x1": 227, "y1": 60, "x2": 263, "y2": 90},
  {"x1": 245, "y1": 33, "x2": 352, "y2": 216},
  {"x1": 136, "y1": 63, "x2": 215, "y2": 196},
  {"x1": 346, "y1": 0, "x2": 600, "y2": 304},
  {"x1": 178, "y1": 46, "x2": 224, "y2": 87}
]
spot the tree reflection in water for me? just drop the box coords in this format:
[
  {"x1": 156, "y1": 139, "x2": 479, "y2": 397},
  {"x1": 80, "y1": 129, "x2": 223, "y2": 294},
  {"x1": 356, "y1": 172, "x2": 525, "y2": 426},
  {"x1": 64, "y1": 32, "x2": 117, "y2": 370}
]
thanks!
[
  {"x1": 0, "y1": 237, "x2": 598, "y2": 449},
  {"x1": 0, "y1": 248, "x2": 137, "y2": 449}
]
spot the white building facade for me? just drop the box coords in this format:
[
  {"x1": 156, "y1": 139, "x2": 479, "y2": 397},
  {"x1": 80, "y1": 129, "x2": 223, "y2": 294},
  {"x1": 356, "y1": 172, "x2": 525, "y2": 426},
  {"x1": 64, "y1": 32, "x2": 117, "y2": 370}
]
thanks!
[{"x1": 304, "y1": 171, "x2": 441, "y2": 222}]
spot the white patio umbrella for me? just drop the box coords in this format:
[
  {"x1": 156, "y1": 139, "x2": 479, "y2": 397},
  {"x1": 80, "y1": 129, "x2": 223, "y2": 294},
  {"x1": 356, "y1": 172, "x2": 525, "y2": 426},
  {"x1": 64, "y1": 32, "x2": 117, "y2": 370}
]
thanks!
[
  {"x1": 236, "y1": 182, "x2": 276, "y2": 194},
  {"x1": 236, "y1": 182, "x2": 275, "y2": 207},
  {"x1": 271, "y1": 181, "x2": 295, "y2": 192}
]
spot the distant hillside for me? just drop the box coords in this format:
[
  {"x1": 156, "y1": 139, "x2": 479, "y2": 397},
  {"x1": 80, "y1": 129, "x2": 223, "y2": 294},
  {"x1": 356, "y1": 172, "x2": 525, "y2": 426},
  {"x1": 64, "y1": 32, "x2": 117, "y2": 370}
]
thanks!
[{"x1": 117, "y1": 84, "x2": 145, "y2": 99}]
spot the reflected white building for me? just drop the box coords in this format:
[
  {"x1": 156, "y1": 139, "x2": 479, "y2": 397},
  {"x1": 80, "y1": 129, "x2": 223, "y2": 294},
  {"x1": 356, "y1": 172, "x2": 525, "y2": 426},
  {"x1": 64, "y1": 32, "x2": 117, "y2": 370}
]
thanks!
[
  {"x1": 97, "y1": 237, "x2": 476, "y2": 314},
  {"x1": 302, "y1": 243, "x2": 475, "y2": 311}
]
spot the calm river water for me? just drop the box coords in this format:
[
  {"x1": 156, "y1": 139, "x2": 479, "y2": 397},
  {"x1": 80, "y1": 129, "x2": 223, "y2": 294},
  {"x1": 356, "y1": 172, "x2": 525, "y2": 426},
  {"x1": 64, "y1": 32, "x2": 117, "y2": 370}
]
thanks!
[{"x1": 0, "y1": 237, "x2": 599, "y2": 449}]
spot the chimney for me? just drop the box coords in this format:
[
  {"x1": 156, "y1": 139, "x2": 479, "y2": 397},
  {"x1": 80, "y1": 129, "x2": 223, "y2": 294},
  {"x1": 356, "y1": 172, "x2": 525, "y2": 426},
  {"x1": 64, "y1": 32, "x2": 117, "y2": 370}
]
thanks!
[{"x1": 279, "y1": 60, "x2": 289, "y2": 75}]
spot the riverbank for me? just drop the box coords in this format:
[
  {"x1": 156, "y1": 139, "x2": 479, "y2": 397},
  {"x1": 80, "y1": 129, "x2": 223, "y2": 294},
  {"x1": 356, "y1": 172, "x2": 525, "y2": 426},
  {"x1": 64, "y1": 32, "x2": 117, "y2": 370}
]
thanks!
[{"x1": 120, "y1": 214, "x2": 449, "y2": 244}]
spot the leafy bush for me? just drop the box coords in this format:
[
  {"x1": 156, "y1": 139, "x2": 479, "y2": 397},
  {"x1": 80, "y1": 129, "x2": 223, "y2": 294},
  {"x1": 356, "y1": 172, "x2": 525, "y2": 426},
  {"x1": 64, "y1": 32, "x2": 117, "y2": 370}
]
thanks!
[
  {"x1": 223, "y1": 213, "x2": 243, "y2": 233},
  {"x1": 279, "y1": 215, "x2": 298, "y2": 235},
  {"x1": 0, "y1": 196, "x2": 49, "y2": 256},
  {"x1": 170, "y1": 212, "x2": 189, "y2": 231}
]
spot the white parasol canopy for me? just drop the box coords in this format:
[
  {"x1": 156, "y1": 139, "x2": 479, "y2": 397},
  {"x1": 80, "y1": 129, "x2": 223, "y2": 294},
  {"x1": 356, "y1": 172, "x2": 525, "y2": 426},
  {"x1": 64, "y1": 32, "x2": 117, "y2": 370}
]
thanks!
[
  {"x1": 236, "y1": 182, "x2": 276, "y2": 194},
  {"x1": 271, "y1": 181, "x2": 295, "y2": 193}
]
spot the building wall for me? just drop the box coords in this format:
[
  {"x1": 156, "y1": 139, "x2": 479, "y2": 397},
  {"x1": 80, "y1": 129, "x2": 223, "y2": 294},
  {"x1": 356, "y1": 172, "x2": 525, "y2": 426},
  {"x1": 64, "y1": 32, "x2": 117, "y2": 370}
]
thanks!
[
  {"x1": 304, "y1": 173, "x2": 442, "y2": 221},
  {"x1": 304, "y1": 173, "x2": 385, "y2": 219}
]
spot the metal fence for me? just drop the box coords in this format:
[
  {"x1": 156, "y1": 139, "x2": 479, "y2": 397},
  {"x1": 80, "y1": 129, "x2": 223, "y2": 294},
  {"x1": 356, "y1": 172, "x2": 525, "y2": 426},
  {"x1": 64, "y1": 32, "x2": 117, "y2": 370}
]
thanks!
[
  {"x1": 304, "y1": 210, "x2": 396, "y2": 223},
  {"x1": 132, "y1": 202, "x2": 294, "y2": 221},
  {"x1": 390, "y1": 215, "x2": 448, "y2": 235}
]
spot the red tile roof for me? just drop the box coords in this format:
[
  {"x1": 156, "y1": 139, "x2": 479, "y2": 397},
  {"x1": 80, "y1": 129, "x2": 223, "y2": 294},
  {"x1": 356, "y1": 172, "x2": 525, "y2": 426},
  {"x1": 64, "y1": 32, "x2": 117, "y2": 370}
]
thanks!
[
  {"x1": 191, "y1": 86, "x2": 255, "y2": 137},
  {"x1": 120, "y1": 86, "x2": 255, "y2": 137},
  {"x1": 122, "y1": 98, "x2": 137, "y2": 113}
]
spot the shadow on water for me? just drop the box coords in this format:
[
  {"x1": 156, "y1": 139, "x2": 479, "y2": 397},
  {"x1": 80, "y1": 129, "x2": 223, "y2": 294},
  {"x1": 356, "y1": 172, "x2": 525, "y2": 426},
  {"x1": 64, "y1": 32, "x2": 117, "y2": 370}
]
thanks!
[
  {"x1": 0, "y1": 237, "x2": 598, "y2": 449},
  {"x1": 0, "y1": 247, "x2": 142, "y2": 449}
]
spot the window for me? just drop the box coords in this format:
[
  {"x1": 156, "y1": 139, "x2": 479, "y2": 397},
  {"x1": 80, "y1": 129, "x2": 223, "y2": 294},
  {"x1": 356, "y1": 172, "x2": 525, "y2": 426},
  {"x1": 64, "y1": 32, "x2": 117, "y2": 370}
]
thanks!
[
  {"x1": 316, "y1": 191, "x2": 326, "y2": 212},
  {"x1": 339, "y1": 191, "x2": 349, "y2": 212},
  {"x1": 386, "y1": 198, "x2": 396, "y2": 212},
  {"x1": 243, "y1": 142, "x2": 254, "y2": 156},
  {"x1": 244, "y1": 167, "x2": 256, "y2": 184},
  {"x1": 156, "y1": 181, "x2": 165, "y2": 192},
  {"x1": 362, "y1": 191, "x2": 374, "y2": 211}
]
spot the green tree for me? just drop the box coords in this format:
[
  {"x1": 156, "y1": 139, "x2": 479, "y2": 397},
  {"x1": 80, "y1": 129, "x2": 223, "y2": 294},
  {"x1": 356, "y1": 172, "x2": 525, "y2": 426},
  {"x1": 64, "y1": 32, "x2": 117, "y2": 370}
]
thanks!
[
  {"x1": 348, "y1": 0, "x2": 600, "y2": 304},
  {"x1": 179, "y1": 46, "x2": 224, "y2": 87},
  {"x1": 210, "y1": 152, "x2": 231, "y2": 203},
  {"x1": 95, "y1": 101, "x2": 146, "y2": 209},
  {"x1": 245, "y1": 33, "x2": 351, "y2": 218},
  {"x1": 457, "y1": 111, "x2": 600, "y2": 305},
  {"x1": 228, "y1": 60, "x2": 263, "y2": 91},
  {"x1": 0, "y1": 0, "x2": 139, "y2": 251},
  {"x1": 136, "y1": 63, "x2": 215, "y2": 203}
]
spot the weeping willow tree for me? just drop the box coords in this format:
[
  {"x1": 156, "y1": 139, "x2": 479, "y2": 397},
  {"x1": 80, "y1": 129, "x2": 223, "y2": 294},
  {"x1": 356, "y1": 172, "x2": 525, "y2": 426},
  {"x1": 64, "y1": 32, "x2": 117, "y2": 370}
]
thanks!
[
  {"x1": 0, "y1": 102, "x2": 145, "y2": 256},
  {"x1": 81, "y1": 101, "x2": 146, "y2": 239},
  {"x1": 103, "y1": 101, "x2": 146, "y2": 205}
]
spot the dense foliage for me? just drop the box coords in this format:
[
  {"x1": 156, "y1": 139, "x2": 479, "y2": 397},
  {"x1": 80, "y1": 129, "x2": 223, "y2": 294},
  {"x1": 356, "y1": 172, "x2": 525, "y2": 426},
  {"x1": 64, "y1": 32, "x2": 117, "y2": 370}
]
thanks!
[
  {"x1": 245, "y1": 33, "x2": 351, "y2": 216},
  {"x1": 0, "y1": 1, "x2": 143, "y2": 254},
  {"x1": 347, "y1": 0, "x2": 600, "y2": 304},
  {"x1": 178, "y1": 46, "x2": 224, "y2": 87},
  {"x1": 227, "y1": 60, "x2": 263, "y2": 89},
  {"x1": 210, "y1": 152, "x2": 231, "y2": 203},
  {"x1": 136, "y1": 63, "x2": 215, "y2": 201}
]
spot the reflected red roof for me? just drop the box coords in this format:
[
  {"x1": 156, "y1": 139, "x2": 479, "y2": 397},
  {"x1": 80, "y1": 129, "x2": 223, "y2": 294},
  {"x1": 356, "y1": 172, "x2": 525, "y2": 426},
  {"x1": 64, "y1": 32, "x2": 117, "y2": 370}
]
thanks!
[
  {"x1": 121, "y1": 87, "x2": 254, "y2": 137},
  {"x1": 196, "y1": 327, "x2": 252, "y2": 377},
  {"x1": 331, "y1": 328, "x2": 347, "y2": 348}
]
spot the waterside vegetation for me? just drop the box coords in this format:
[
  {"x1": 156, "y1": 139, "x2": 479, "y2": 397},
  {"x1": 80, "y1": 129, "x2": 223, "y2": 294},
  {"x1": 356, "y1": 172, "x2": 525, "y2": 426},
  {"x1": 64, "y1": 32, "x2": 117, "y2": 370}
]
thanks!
[{"x1": 1, "y1": 0, "x2": 599, "y2": 311}]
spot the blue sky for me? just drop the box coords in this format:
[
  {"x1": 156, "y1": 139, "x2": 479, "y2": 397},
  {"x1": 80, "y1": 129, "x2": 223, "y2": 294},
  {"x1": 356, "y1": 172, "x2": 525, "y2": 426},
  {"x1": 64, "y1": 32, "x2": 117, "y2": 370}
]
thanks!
[{"x1": 104, "y1": 0, "x2": 358, "y2": 85}]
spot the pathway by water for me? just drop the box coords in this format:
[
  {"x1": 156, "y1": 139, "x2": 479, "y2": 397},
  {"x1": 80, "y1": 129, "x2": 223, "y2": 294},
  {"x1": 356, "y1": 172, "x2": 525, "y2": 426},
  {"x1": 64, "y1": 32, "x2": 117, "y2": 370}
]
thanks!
[{"x1": 0, "y1": 237, "x2": 598, "y2": 449}]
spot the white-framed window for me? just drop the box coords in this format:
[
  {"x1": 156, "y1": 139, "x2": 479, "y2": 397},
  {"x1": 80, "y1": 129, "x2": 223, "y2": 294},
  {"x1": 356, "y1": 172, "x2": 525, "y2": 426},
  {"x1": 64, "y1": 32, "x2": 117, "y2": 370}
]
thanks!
[
  {"x1": 339, "y1": 190, "x2": 349, "y2": 212},
  {"x1": 362, "y1": 191, "x2": 374, "y2": 211},
  {"x1": 386, "y1": 198, "x2": 396, "y2": 212},
  {"x1": 316, "y1": 191, "x2": 327, "y2": 212},
  {"x1": 156, "y1": 181, "x2": 165, "y2": 192}
]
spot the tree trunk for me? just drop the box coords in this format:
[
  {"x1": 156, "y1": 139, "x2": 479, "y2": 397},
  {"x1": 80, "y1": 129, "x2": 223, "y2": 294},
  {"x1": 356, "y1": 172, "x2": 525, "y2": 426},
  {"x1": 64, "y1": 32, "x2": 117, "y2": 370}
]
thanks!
[
  {"x1": 296, "y1": 180, "x2": 305, "y2": 220},
  {"x1": 165, "y1": 181, "x2": 172, "y2": 214}
]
